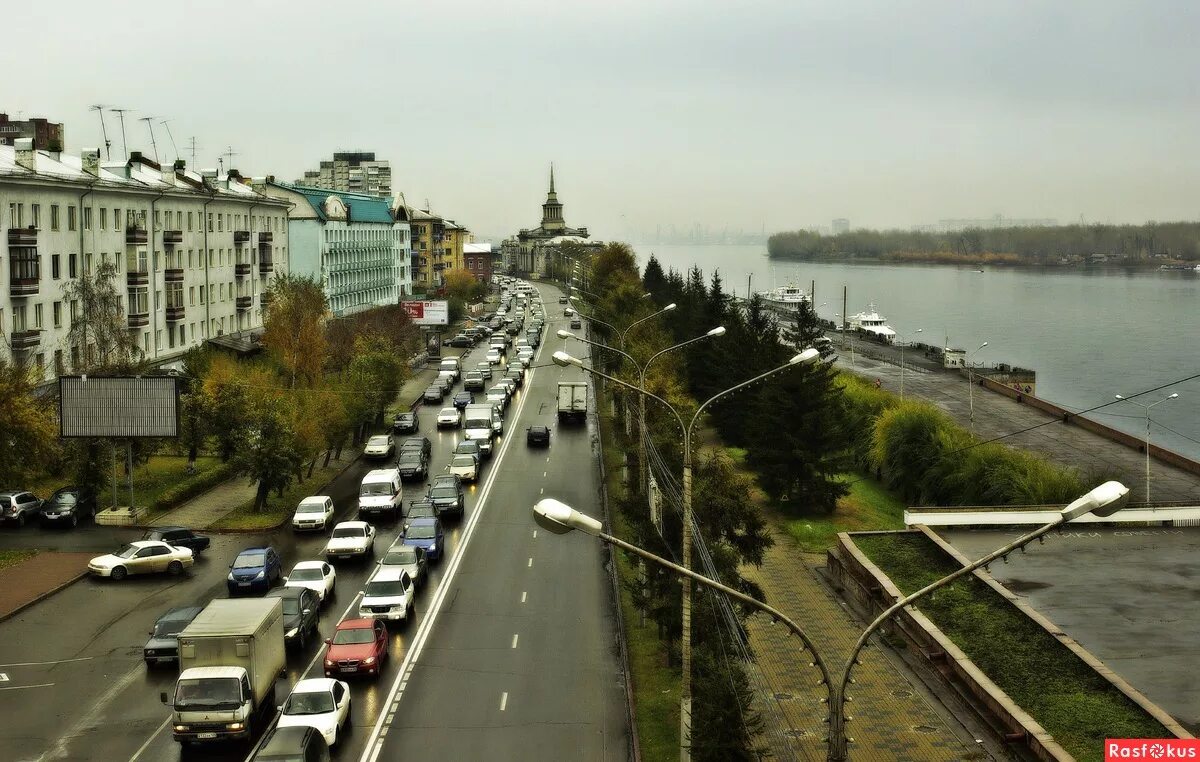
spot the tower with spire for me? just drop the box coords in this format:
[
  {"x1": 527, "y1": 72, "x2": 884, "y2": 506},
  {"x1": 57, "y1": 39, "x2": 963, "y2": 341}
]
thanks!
[
  {"x1": 507, "y1": 163, "x2": 594, "y2": 275},
  {"x1": 541, "y1": 164, "x2": 565, "y2": 232}
]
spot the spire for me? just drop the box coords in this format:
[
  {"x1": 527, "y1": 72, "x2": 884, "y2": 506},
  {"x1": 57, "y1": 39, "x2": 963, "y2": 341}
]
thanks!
[{"x1": 549, "y1": 163, "x2": 555, "y2": 194}]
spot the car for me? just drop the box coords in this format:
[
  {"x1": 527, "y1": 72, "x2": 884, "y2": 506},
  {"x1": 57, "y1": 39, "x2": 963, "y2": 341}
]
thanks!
[
  {"x1": 142, "y1": 525, "x2": 212, "y2": 554},
  {"x1": 564, "y1": 306, "x2": 574, "y2": 316},
  {"x1": 393, "y1": 411, "x2": 419, "y2": 434},
  {"x1": 436, "y1": 407, "x2": 462, "y2": 428},
  {"x1": 463, "y1": 371, "x2": 486, "y2": 392},
  {"x1": 422, "y1": 385, "x2": 444, "y2": 403},
  {"x1": 447, "y1": 453, "x2": 479, "y2": 482},
  {"x1": 39, "y1": 486, "x2": 96, "y2": 528},
  {"x1": 486, "y1": 349, "x2": 503, "y2": 365},
  {"x1": 90, "y1": 540, "x2": 194, "y2": 581},
  {"x1": 253, "y1": 725, "x2": 330, "y2": 762},
  {"x1": 559, "y1": 296, "x2": 569, "y2": 304},
  {"x1": 323, "y1": 619, "x2": 389, "y2": 679},
  {"x1": 324, "y1": 521, "x2": 376, "y2": 561},
  {"x1": 276, "y1": 678, "x2": 352, "y2": 749},
  {"x1": 363, "y1": 434, "x2": 395, "y2": 459},
  {"x1": 358, "y1": 567, "x2": 416, "y2": 623},
  {"x1": 292, "y1": 496, "x2": 335, "y2": 532},
  {"x1": 570, "y1": 318, "x2": 582, "y2": 329},
  {"x1": 404, "y1": 499, "x2": 438, "y2": 532},
  {"x1": 267, "y1": 586, "x2": 321, "y2": 648},
  {"x1": 505, "y1": 323, "x2": 521, "y2": 336},
  {"x1": 143, "y1": 605, "x2": 204, "y2": 666},
  {"x1": 378, "y1": 543, "x2": 427, "y2": 588},
  {"x1": 399, "y1": 436, "x2": 432, "y2": 459},
  {"x1": 453, "y1": 438, "x2": 486, "y2": 463},
  {"x1": 438, "y1": 359, "x2": 461, "y2": 381},
  {"x1": 285, "y1": 560, "x2": 337, "y2": 603},
  {"x1": 486, "y1": 385, "x2": 509, "y2": 411},
  {"x1": 452, "y1": 391, "x2": 475, "y2": 410},
  {"x1": 527, "y1": 425, "x2": 551, "y2": 447},
  {"x1": 446, "y1": 334, "x2": 473, "y2": 348},
  {"x1": 498, "y1": 377, "x2": 518, "y2": 398},
  {"x1": 0, "y1": 490, "x2": 43, "y2": 527},
  {"x1": 358, "y1": 469, "x2": 402, "y2": 521},
  {"x1": 402, "y1": 517, "x2": 445, "y2": 562},
  {"x1": 426, "y1": 474, "x2": 465, "y2": 518},
  {"x1": 227, "y1": 546, "x2": 284, "y2": 594},
  {"x1": 526, "y1": 332, "x2": 542, "y2": 348},
  {"x1": 517, "y1": 349, "x2": 534, "y2": 368},
  {"x1": 396, "y1": 446, "x2": 429, "y2": 481},
  {"x1": 435, "y1": 373, "x2": 455, "y2": 393},
  {"x1": 475, "y1": 362, "x2": 494, "y2": 381}
]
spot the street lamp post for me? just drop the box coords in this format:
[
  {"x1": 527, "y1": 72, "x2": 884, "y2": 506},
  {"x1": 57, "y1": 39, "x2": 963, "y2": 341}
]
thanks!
[
  {"x1": 897, "y1": 328, "x2": 923, "y2": 399},
  {"x1": 965, "y1": 341, "x2": 989, "y2": 430},
  {"x1": 1114, "y1": 392, "x2": 1179, "y2": 502},
  {"x1": 534, "y1": 479, "x2": 1131, "y2": 762}
]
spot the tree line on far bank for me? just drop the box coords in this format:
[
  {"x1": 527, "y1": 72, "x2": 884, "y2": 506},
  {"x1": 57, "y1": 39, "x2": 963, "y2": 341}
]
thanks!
[{"x1": 768, "y1": 220, "x2": 1200, "y2": 264}]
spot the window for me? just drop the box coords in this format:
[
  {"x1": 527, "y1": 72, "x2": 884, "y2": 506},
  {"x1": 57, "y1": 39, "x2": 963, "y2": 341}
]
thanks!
[
  {"x1": 207, "y1": 213, "x2": 213, "y2": 232},
  {"x1": 100, "y1": 208, "x2": 108, "y2": 230},
  {"x1": 50, "y1": 205, "x2": 60, "y2": 231},
  {"x1": 53, "y1": 301, "x2": 62, "y2": 328},
  {"x1": 187, "y1": 211, "x2": 193, "y2": 231},
  {"x1": 54, "y1": 349, "x2": 64, "y2": 375},
  {"x1": 199, "y1": 285, "x2": 205, "y2": 304},
  {"x1": 70, "y1": 300, "x2": 79, "y2": 321},
  {"x1": 69, "y1": 253, "x2": 78, "y2": 278},
  {"x1": 31, "y1": 204, "x2": 40, "y2": 229},
  {"x1": 68, "y1": 206, "x2": 77, "y2": 231},
  {"x1": 179, "y1": 324, "x2": 186, "y2": 345},
  {"x1": 8, "y1": 202, "x2": 21, "y2": 228},
  {"x1": 33, "y1": 303, "x2": 43, "y2": 329},
  {"x1": 85, "y1": 253, "x2": 93, "y2": 276},
  {"x1": 217, "y1": 214, "x2": 223, "y2": 232},
  {"x1": 113, "y1": 209, "x2": 120, "y2": 231},
  {"x1": 83, "y1": 207, "x2": 92, "y2": 231},
  {"x1": 52, "y1": 254, "x2": 61, "y2": 279},
  {"x1": 189, "y1": 286, "x2": 195, "y2": 306},
  {"x1": 154, "y1": 210, "x2": 161, "y2": 227}
]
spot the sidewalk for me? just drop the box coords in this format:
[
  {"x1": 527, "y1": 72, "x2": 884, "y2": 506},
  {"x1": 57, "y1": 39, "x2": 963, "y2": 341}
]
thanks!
[
  {"x1": 0, "y1": 552, "x2": 95, "y2": 621},
  {"x1": 148, "y1": 475, "x2": 265, "y2": 529}
]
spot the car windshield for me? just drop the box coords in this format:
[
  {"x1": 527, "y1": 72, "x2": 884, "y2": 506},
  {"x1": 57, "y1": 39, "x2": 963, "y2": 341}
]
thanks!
[
  {"x1": 406, "y1": 525, "x2": 437, "y2": 540},
  {"x1": 333, "y1": 526, "x2": 365, "y2": 538},
  {"x1": 361, "y1": 482, "x2": 393, "y2": 496},
  {"x1": 384, "y1": 546, "x2": 418, "y2": 564},
  {"x1": 367, "y1": 436, "x2": 389, "y2": 446},
  {"x1": 175, "y1": 677, "x2": 241, "y2": 708},
  {"x1": 429, "y1": 485, "x2": 457, "y2": 498},
  {"x1": 332, "y1": 627, "x2": 375, "y2": 645},
  {"x1": 399, "y1": 452, "x2": 421, "y2": 464},
  {"x1": 283, "y1": 690, "x2": 335, "y2": 716},
  {"x1": 290, "y1": 568, "x2": 323, "y2": 581},
  {"x1": 364, "y1": 580, "x2": 408, "y2": 597},
  {"x1": 396, "y1": 414, "x2": 414, "y2": 422},
  {"x1": 234, "y1": 551, "x2": 266, "y2": 569},
  {"x1": 464, "y1": 416, "x2": 490, "y2": 429},
  {"x1": 297, "y1": 502, "x2": 325, "y2": 514},
  {"x1": 440, "y1": 408, "x2": 458, "y2": 416},
  {"x1": 153, "y1": 619, "x2": 189, "y2": 637},
  {"x1": 452, "y1": 456, "x2": 475, "y2": 468},
  {"x1": 455, "y1": 444, "x2": 478, "y2": 454},
  {"x1": 52, "y1": 493, "x2": 78, "y2": 506},
  {"x1": 426, "y1": 387, "x2": 440, "y2": 394},
  {"x1": 114, "y1": 544, "x2": 141, "y2": 559}
]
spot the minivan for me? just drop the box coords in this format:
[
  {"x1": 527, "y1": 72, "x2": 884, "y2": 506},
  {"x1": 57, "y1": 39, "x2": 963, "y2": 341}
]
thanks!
[{"x1": 358, "y1": 469, "x2": 402, "y2": 522}]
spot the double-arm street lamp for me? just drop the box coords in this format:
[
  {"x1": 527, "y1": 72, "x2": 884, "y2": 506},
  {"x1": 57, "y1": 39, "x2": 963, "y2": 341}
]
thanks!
[
  {"x1": 534, "y1": 480, "x2": 1130, "y2": 761},
  {"x1": 966, "y1": 340, "x2": 989, "y2": 430},
  {"x1": 1114, "y1": 392, "x2": 1179, "y2": 503}
]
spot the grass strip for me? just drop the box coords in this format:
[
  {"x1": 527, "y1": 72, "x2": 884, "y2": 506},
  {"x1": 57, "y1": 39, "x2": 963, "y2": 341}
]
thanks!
[
  {"x1": 210, "y1": 460, "x2": 349, "y2": 530},
  {"x1": 783, "y1": 472, "x2": 907, "y2": 552}
]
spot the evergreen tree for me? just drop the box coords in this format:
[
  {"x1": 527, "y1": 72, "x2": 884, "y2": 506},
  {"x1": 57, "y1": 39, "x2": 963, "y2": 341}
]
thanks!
[{"x1": 642, "y1": 254, "x2": 668, "y2": 301}]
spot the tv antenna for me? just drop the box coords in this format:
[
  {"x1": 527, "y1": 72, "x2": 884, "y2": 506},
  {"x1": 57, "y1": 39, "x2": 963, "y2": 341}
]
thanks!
[
  {"x1": 187, "y1": 137, "x2": 199, "y2": 167},
  {"x1": 138, "y1": 116, "x2": 160, "y2": 163},
  {"x1": 217, "y1": 146, "x2": 239, "y2": 175},
  {"x1": 90, "y1": 104, "x2": 112, "y2": 160},
  {"x1": 110, "y1": 107, "x2": 131, "y2": 160},
  {"x1": 159, "y1": 119, "x2": 179, "y2": 163}
]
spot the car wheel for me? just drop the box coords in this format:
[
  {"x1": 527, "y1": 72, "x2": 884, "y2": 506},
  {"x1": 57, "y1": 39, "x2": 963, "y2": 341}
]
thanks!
[
  {"x1": 110, "y1": 566, "x2": 128, "y2": 581},
  {"x1": 167, "y1": 561, "x2": 184, "y2": 576}
]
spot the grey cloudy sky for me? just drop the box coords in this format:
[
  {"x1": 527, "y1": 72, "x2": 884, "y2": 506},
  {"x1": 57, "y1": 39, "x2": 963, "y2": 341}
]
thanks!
[{"x1": 7, "y1": 0, "x2": 1198, "y2": 238}]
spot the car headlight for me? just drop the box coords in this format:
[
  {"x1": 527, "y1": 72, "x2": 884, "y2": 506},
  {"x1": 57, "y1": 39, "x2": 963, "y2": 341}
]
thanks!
[
  {"x1": 286, "y1": 628, "x2": 298, "y2": 638},
  {"x1": 254, "y1": 570, "x2": 265, "y2": 580},
  {"x1": 429, "y1": 543, "x2": 437, "y2": 553},
  {"x1": 362, "y1": 656, "x2": 376, "y2": 665},
  {"x1": 226, "y1": 722, "x2": 244, "y2": 731},
  {"x1": 174, "y1": 725, "x2": 190, "y2": 732},
  {"x1": 227, "y1": 572, "x2": 235, "y2": 581}
]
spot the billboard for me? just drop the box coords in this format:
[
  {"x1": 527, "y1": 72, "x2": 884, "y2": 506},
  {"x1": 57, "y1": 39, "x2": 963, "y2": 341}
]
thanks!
[
  {"x1": 59, "y1": 376, "x2": 180, "y2": 438},
  {"x1": 402, "y1": 300, "x2": 449, "y2": 326}
]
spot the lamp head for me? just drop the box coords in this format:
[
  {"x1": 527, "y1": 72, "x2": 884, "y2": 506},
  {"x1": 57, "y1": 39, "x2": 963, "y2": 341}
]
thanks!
[
  {"x1": 1061, "y1": 480, "x2": 1130, "y2": 521},
  {"x1": 552, "y1": 350, "x2": 581, "y2": 368},
  {"x1": 663, "y1": 303, "x2": 677, "y2": 312},
  {"x1": 533, "y1": 498, "x2": 602, "y2": 536},
  {"x1": 556, "y1": 329, "x2": 573, "y2": 339},
  {"x1": 790, "y1": 348, "x2": 821, "y2": 365},
  {"x1": 707, "y1": 326, "x2": 726, "y2": 337},
  {"x1": 1168, "y1": 393, "x2": 1179, "y2": 400}
]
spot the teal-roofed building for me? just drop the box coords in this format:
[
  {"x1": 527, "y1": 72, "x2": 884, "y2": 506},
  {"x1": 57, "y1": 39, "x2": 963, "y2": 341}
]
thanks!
[{"x1": 258, "y1": 182, "x2": 411, "y2": 316}]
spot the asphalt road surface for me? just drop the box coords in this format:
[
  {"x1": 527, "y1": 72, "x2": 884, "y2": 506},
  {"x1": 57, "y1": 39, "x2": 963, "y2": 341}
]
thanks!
[{"x1": 0, "y1": 280, "x2": 629, "y2": 762}]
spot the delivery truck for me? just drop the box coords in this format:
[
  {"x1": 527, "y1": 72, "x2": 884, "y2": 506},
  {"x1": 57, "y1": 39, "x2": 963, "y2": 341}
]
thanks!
[{"x1": 557, "y1": 381, "x2": 588, "y2": 423}]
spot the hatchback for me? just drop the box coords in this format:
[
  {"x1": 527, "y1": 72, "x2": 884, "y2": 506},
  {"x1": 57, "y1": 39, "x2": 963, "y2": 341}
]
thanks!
[{"x1": 227, "y1": 546, "x2": 283, "y2": 595}]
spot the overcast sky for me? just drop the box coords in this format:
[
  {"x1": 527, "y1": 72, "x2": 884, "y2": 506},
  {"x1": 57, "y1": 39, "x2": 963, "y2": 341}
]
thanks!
[{"x1": 7, "y1": 0, "x2": 1198, "y2": 239}]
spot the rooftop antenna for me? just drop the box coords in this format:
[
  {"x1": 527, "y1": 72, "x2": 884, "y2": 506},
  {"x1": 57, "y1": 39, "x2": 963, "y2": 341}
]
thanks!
[
  {"x1": 138, "y1": 115, "x2": 159, "y2": 163},
  {"x1": 160, "y1": 120, "x2": 179, "y2": 163},
  {"x1": 187, "y1": 137, "x2": 199, "y2": 167},
  {"x1": 90, "y1": 105, "x2": 112, "y2": 160},
  {"x1": 110, "y1": 108, "x2": 131, "y2": 160},
  {"x1": 221, "y1": 146, "x2": 239, "y2": 175}
]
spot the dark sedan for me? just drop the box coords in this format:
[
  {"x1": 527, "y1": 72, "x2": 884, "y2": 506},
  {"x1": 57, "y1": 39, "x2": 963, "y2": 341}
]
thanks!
[
  {"x1": 452, "y1": 391, "x2": 475, "y2": 410},
  {"x1": 40, "y1": 486, "x2": 96, "y2": 528},
  {"x1": 446, "y1": 334, "x2": 474, "y2": 348},
  {"x1": 144, "y1": 605, "x2": 204, "y2": 666},
  {"x1": 393, "y1": 411, "x2": 419, "y2": 434},
  {"x1": 396, "y1": 447, "x2": 429, "y2": 481},
  {"x1": 142, "y1": 526, "x2": 210, "y2": 554},
  {"x1": 527, "y1": 425, "x2": 551, "y2": 447},
  {"x1": 266, "y1": 587, "x2": 321, "y2": 649}
]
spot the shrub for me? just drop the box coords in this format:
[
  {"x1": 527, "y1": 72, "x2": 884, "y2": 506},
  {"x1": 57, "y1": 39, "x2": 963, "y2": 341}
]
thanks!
[{"x1": 155, "y1": 462, "x2": 237, "y2": 511}]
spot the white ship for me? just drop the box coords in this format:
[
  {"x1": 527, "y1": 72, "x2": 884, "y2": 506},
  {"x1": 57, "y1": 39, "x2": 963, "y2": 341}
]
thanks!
[
  {"x1": 848, "y1": 304, "x2": 897, "y2": 343},
  {"x1": 757, "y1": 283, "x2": 809, "y2": 312}
]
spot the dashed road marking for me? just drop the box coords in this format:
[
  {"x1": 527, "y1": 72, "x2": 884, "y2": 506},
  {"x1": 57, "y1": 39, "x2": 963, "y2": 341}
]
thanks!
[
  {"x1": 532, "y1": 530, "x2": 537, "y2": 539},
  {"x1": 511, "y1": 633, "x2": 519, "y2": 649},
  {"x1": 521, "y1": 591, "x2": 527, "y2": 603},
  {"x1": 0, "y1": 681, "x2": 52, "y2": 691},
  {"x1": 527, "y1": 557, "x2": 533, "y2": 567},
  {"x1": 500, "y1": 692, "x2": 508, "y2": 711}
]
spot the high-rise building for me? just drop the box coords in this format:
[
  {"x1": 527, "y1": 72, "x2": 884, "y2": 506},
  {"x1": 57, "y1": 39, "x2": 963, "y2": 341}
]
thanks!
[
  {"x1": 832, "y1": 218, "x2": 850, "y2": 235},
  {"x1": 294, "y1": 151, "x2": 392, "y2": 197}
]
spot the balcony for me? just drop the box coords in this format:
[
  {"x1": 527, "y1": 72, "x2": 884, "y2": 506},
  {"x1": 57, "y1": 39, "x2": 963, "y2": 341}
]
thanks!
[
  {"x1": 260, "y1": 292, "x2": 274, "y2": 308},
  {"x1": 165, "y1": 266, "x2": 184, "y2": 283},
  {"x1": 233, "y1": 230, "x2": 251, "y2": 244},
  {"x1": 8, "y1": 226, "x2": 37, "y2": 247},
  {"x1": 9, "y1": 250, "x2": 40, "y2": 297},
  {"x1": 259, "y1": 258, "x2": 273, "y2": 275},
  {"x1": 9, "y1": 329, "x2": 40, "y2": 351},
  {"x1": 127, "y1": 310, "x2": 149, "y2": 328},
  {"x1": 166, "y1": 305, "x2": 185, "y2": 322},
  {"x1": 236, "y1": 295, "x2": 253, "y2": 311},
  {"x1": 163, "y1": 230, "x2": 183, "y2": 246},
  {"x1": 258, "y1": 231, "x2": 273, "y2": 244},
  {"x1": 126, "y1": 226, "x2": 148, "y2": 245},
  {"x1": 127, "y1": 268, "x2": 149, "y2": 287},
  {"x1": 235, "y1": 263, "x2": 252, "y2": 278}
]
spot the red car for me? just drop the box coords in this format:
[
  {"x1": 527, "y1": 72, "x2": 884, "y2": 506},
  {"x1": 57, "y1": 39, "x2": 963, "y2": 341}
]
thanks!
[{"x1": 324, "y1": 618, "x2": 389, "y2": 678}]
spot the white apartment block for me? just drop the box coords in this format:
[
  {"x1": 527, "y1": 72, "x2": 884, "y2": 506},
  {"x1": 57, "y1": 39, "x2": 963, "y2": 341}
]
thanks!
[{"x1": 0, "y1": 139, "x2": 290, "y2": 382}]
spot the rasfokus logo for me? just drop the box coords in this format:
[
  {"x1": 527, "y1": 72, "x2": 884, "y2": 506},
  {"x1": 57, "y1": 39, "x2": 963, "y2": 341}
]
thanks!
[{"x1": 1106, "y1": 740, "x2": 1200, "y2": 760}]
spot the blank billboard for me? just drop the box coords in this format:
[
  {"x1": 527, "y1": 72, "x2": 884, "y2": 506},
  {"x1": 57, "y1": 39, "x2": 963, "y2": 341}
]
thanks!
[{"x1": 59, "y1": 376, "x2": 180, "y2": 438}]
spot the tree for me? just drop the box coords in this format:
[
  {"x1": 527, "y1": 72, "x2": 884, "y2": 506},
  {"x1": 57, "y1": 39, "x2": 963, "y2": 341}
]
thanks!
[
  {"x1": 263, "y1": 273, "x2": 328, "y2": 388},
  {"x1": 61, "y1": 259, "x2": 143, "y2": 372},
  {"x1": 230, "y1": 389, "x2": 301, "y2": 511},
  {"x1": 199, "y1": 355, "x2": 253, "y2": 462},
  {"x1": 348, "y1": 334, "x2": 410, "y2": 426},
  {"x1": 0, "y1": 359, "x2": 59, "y2": 485},
  {"x1": 443, "y1": 269, "x2": 478, "y2": 302}
]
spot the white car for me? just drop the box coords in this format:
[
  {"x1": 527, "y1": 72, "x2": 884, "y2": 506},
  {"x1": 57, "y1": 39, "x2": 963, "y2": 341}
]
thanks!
[
  {"x1": 436, "y1": 407, "x2": 461, "y2": 428},
  {"x1": 517, "y1": 349, "x2": 534, "y2": 368},
  {"x1": 285, "y1": 561, "x2": 337, "y2": 603},
  {"x1": 447, "y1": 454, "x2": 479, "y2": 482},
  {"x1": 292, "y1": 496, "x2": 335, "y2": 532},
  {"x1": 358, "y1": 568, "x2": 416, "y2": 622},
  {"x1": 277, "y1": 678, "x2": 351, "y2": 748},
  {"x1": 486, "y1": 349, "x2": 503, "y2": 365},
  {"x1": 363, "y1": 434, "x2": 394, "y2": 459},
  {"x1": 88, "y1": 540, "x2": 194, "y2": 580},
  {"x1": 486, "y1": 385, "x2": 509, "y2": 410},
  {"x1": 324, "y1": 521, "x2": 376, "y2": 561}
]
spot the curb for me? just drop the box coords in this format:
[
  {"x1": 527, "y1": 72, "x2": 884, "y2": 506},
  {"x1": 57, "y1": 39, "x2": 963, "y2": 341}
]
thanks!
[{"x1": 0, "y1": 568, "x2": 89, "y2": 625}]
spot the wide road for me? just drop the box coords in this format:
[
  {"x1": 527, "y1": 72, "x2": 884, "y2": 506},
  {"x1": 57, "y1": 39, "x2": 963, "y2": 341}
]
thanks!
[{"x1": 0, "y1": 279, "x2": 629, "y2": 762}]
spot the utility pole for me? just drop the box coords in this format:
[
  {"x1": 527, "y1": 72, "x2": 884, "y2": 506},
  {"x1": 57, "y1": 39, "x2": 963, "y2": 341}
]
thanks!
[
  {"x1": 110, "y1": 108, "x2": 131, "y2": 160},
  {"x1": 90, "y1": 105, "x2": 112, "y2": 160},
  {"x1": 138, "y1": 116, "x2": 159, "y2": 163}
]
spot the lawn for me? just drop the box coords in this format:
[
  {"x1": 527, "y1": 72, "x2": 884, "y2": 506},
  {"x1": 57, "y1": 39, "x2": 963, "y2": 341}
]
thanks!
[
  {"x1": 30, "y1": 455, "x2": 222, "y2": 513},
  {"x1": 210, "y1": 459, "x2": 349, "y2": 530},
  {"x1": 782, "y1": 473, "x2": 908, "y2": 552},
  {"x1": 0, "y1": 549, "x2": 38, "y2": 571},
  {"x1": 853, "y1": 532, "x2": 1169, "y2": 762}
]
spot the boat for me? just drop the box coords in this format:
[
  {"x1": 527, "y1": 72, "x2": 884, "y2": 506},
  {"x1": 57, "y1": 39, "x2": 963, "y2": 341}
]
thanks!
[
  {"x1": 847, "y1": 304, "x2": 897, "y2": 343},
  {"x1": 756, "y1": 283, "x2": 809, "y2": 312}
]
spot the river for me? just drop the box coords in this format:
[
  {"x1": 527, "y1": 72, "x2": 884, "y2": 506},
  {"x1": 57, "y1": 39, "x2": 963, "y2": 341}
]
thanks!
[{"x1": 640, "y1": 244, "x2": 1200, "y2": 462}]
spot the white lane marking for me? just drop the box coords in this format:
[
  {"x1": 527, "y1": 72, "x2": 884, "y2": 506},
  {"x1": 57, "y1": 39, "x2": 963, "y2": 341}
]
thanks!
[
  {"x1": 360, "y1": 327, "x2": 548, "y2": 762},
  {"x1": 539, "y1": 487, "x2": 544, "y2": 495},
  {"x1": 546, "y1": 457, "x2": 551, "y2": 463},
  {"x1": 45, "y1": 661, "x2": 143, "y2": 761},
  {"x1": 543, "y1": 471, "x2": 547, "y2": 478},
  {"x1": 521, "y1": 591, "x2": 527, "y2": 603},
  {"x1": 127, "y1": 717, "x2": 171, "y2": 762},
  {"x1": 532, "y1": 530, "x2": 537, "y2": 539},
  {"x1": 527, "y1": 557, "x2": 533, "y2": 567},
  {"x1": 500, "y1": 692, "x2": 508, "y2": 711},
  {"x1": 0, "y1": 681, "x2": 53, "y2": 691},
  {"x1": 511, "y1": 633, "x2": 519, "y2": 649},
  {"x1": 0, "y1": 656, "x2": 92, "y2": 668}
]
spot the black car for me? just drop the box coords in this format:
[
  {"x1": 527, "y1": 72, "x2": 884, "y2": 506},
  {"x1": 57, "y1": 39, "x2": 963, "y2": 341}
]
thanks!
[
  {"x1": 570, "y1": 318, "x2": 582, "y2": 330},
  {"x1": 396, "y1": 446, "x2": 429, "y2": 481},
  {"x1": 40, "y1": 486, "x2": 96, "y2": 528},
  {"x1": 454, "y1": 438, "x2": 487, "y2": 463},
  {"x1": 399, "y1": 436, "x2": 431, "y2": 460},
  {"x1": 452, "y1": 391, "x2": 475, "y2": 410},
  {"x1": 423, "y1": 385, "x2": 444, "y2": 403},
  {"x1": 393, "y1": 411, "x2": 419, "y2": 434},
  {"x1": 446, "y1": 334, "x2": 473, "y2": 348},
  {"x1": 426, "y1": 475, "x2": 465, "y2": 518},
  {"x1": 253, "y1": 725, "x2": 330, "y2": 762},
  {"x1": 505, "y1": 369, "x2": 525, "y2": 388},
  {"x1": 144, "y1": 605, "x2": 204, "y2": 666},
  {"x1": 266, "y1": 586, "x2": 321, "y2": 649},
  {"x1": 404, "y1": 499, "x2": 438, "y2": 532},
  {"x1": 558, "y1": 296, "x2": 568, "y2": 304},
  {"x1": 527, "y1": 425, "x2": 551, "y2": 447},
  {"x1": 143, "y1": 526, "x2": 211, "y2": 554}
]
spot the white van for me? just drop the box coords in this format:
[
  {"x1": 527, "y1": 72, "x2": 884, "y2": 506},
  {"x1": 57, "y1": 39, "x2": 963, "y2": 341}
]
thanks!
[
  {"x1": 358, "y1": 468, "x2": 402, "y2": 522},
  {"x1": 439, "y1": 358, "x2": 461, "y2": 381}
]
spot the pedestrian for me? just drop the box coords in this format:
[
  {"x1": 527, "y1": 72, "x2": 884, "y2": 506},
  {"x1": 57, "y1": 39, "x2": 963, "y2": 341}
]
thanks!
[{"x1": 874, "y1": 378, "x2": 881, "y2": 389}]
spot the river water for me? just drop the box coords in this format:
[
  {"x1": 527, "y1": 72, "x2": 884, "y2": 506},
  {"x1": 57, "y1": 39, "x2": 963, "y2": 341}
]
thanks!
[{"x1": 641, "y1": 244, "x2": 1200, "y2": 461}]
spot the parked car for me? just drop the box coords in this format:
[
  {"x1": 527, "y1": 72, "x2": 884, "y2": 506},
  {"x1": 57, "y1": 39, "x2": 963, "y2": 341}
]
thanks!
[
  {"x1": 323, "y1": 619, "x2": 389, "y2": 679},
  {"x1": 226, "y1": 546, "x2": 284, "y2": 595},
  {"x1": 447, "y1": 454, "x2": 479, "y2": 482},
  {"x1": 267, "y1": 586, "x2": 321, "y2": 648},
  {"x1": 285, "y1": 560, "x2": 337, "y2": 603},
  {"x1": 143, "y1": 605, "x2": 204, "y2": 666},
  {"x1": 292, "y1": 496, "x2": 335, "y2": 532},
  {"x1": 90, "y1": 540, "x2": 194, "y2": 581},
  {"x1": 363, "y1": 434, "x2": 395, "y2": 460},
  {"x1": 402, "y1": 517, "x2": 445, "y2": 562},
  {"x1": 446, "y1": 334, "x2": 473, "y2": 348},
  {"x1": 276, "y1": 678, "x2": 352, "y2": 748},
  {"x1": 142, "y1": 525, "x2": 211, "y2": 554},
  {"x1": 39, "y1": 486, "x2": 96, "y2": 528},
  {"x1": 378, "y1": 543, "x2": 427, "y2": 588},
  {"x1": 404, "y1": 499, "x2": 437, "y2": 532},
  {"x1": 452, "y1": 391, "x2": 475, "y2": 410},
  {"x1": 0, "y1": 490, "x2": 43, "y2": 527},
  {"x1": 426, "y1": 474, "x2": 465, "y2": 518},
  {"x1": 436, "y1": 407, "x2": 462, "y2": 428},
  {"x1": 396, "y1": 446, "x2": 429, "y2": 481},
  {"x1": 527, "y1": 425, "x2": 551, "y2": 447},
  {"x1": 324, "y1": 521, "x2": 376, "y2": 562},
  {"x1": 253, "y1": 725, "x2": 330, "y2": 762},
  {"x1": 392, "y1": 411, "x2": 419, "y2": 434},
  {"x1": 463, "y1": 371, "x2": 486, "y2": 392},
  {"x1": 423, "y1": 385, "x2": 444, "y2": 403},
  {"x1": 358, "y1": 567, "x2": 416, "y2": 623}
]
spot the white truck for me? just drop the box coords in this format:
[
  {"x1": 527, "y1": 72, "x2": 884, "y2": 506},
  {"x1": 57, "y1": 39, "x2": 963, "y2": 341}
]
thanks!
[
  {"x1": 163, "y1": 598, "x2": 286, "y2": 747},
  {"x1": 462, "y1": 403, "x2": 498, "y2": 455},
  {"x1": 557, "y1": 381, "x2": 588, "y2": 423}
]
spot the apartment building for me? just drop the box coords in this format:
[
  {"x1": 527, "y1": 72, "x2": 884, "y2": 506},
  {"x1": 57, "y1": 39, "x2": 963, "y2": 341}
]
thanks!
[{"x1": 295, "y1": 151, "x2": 392, "y2": 197}]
